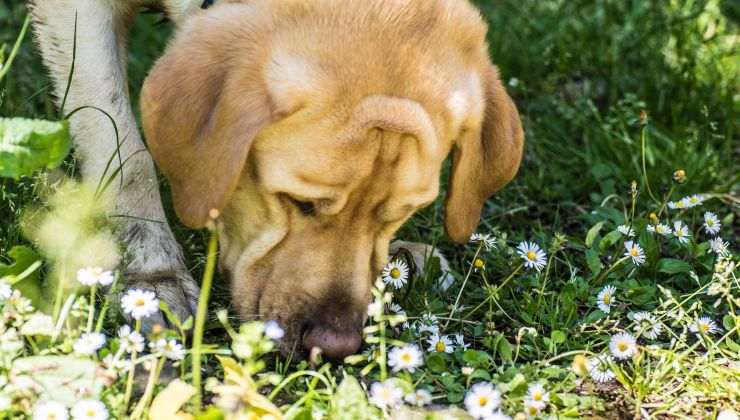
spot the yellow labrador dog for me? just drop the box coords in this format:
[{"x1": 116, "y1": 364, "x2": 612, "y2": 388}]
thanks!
[{"x1": 32, "y1": 0, "x2": 523, "y2": 359}]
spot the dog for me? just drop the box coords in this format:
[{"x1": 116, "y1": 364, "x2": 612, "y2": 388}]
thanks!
[{"x1": 30, "y1": 0, "x2": 524, "y2": 359}]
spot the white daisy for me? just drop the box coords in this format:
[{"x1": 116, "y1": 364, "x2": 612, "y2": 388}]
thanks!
[
  {"x1": 609, "y1": 332, "x2": 637, "y2": 360},
  {"x1": 76, "y1": 267, "x2": 114, "y2": 287},
  {"x1": 632, "y1": 312, "x2": 661, "y2": 340},
  {"x1": 516, "y1": 242, "x2": 547, "y2": 272},
  {"x1": 668, "y1": 198, "x2": 689, "y2": 210},
  {"x1": 382, "y1": 260, "x2": 409, "y2": 289},
  {"x1": 388, "y1": 344, "x2": 423, "y2": 372},
  {"x1": 264, "y1": 320, "x2": 285, "y2": 340},
  {"x1": 617, "y1": 225, "x2": 635, "y2": 237},
  {"x1": 647, "y1": 223, "x2": 673, "y2": 236},
  {"x1": 673, "y1": 221, "x2": 691, "y2": 244},
  {"x1": 418, "y1": 313, "x2": 440, "y2": 335},
  {"x1": 454, "y1": 333, "x2": 469, "y2": 350},
  {"x1": 686, "y1": 194, "x2": 705, "y2": 207},
  {"x1": 464, "y1": 382, "x2": 501, "y2": 419},
  {"x1": 470, "y1": 233, "x2": 497, "y2": 250},
  {"x1": 623, "y1": 241, "x2": 646, "y2": 266},
  {"x1": 149, "y1": 338, "x2": 186, "y2": 360},
  {"x1": 33, "y1": 400, "x2": 68, "y2": 420},
  {"x1": 73, "y1": 332, "x2": 106, "y2": 356},
  {"x1": 427, "y1": 334, "x2": 454, "y2": 354},
  {"x1": 597, "y1": 285, "x2": 617, "y2": 313},
  {"x1": 368, "y1": 380, "x2": 403, "y2": 409},
  {"x1": 0, "y1": 281, "x2": 12, "y2": 300},
  {"x1": 117, "y1": 325, "x2": 144, "y2": 353},
  {"x1": 717, "y1": 410, "x2": 739, "y2": 420},
  {"x1": 71, "y1": 399, "x2": 108, "y2": 420},
  {"x1": 588, "y1": 355, "x2": 615, "y2": 383},
  {"x1": 404, "y1": 389, "x2": 433, "y2": 407},
  {"x1": 526, "y1": 383, "x2": 549, "y2": 405},
  {"x1": 708, "y1": 238, "x2": 730, "y2": 257},
  {"x1": 523, "y1": 399, "x2": 544, "y2": 418},
  {"x1": 689, "y1": 316, "x2": 720, "y2": 336},
  {"x1": 120, "y1": 289, "x2": 159, "y2": 320},
  {"x1": 387, "y1": 303, "x2": 406, "y2": 317},
  {"x1": 703, "y1": 212, "x2": 721, "y2": 235}
]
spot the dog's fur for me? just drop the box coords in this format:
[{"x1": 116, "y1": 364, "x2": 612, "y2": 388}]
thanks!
[{"x1": 31, "y1": 0, "x2": 523, "y2": 357}]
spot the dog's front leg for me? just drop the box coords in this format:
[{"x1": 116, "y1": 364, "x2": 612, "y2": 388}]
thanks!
[{"x1": 30, "y1": 0, "x2": 199, "y2": 328}]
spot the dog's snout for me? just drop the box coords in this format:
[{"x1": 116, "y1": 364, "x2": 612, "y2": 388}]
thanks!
[{"x1": 302, "y1": 324, "x2": 361, "y2": 360}]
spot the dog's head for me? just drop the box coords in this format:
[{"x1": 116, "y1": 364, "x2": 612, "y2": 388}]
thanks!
[{"x1": 141, "y1": 0, "x2": 523, "y2": 359}]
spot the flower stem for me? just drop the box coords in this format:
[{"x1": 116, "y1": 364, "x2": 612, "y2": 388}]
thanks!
[
  {"x1": 131, "y1": 356, "x2": 166, "y2": 419},
  {"x1": 444, "y1": 243, "x2": 484, "y2": 329},
  {"x1": 121, "y1": 319, "x2": 141, "y2": 416},
  {"x1": 192, "y1": 222, "x2": 220, "y2": 411},
  {"x1": 86, "y1": 285, "x2": 96, "y2": 333}
]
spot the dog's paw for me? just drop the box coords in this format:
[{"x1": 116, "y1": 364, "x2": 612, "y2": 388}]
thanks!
[
  {"x1": 389, "y1": 240, "x2": 455, "y2": 290},
  {"x1": 123, "y1": 270, "x2": 200, "y2": 332}
]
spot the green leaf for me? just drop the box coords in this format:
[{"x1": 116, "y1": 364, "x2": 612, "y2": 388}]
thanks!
[
  {"x1": 330, "y1": 375, "x2": 381, "y2": 420},
  {"x1": 551, "y1": 330, "x2": 567, "y2": 344},
  {"x1": 0, "y1": 118, "x2": 71, "y2": 178},
  {"x1": 585, "y1": 249, "x2": 603, "y2": 275},
  {"x1": 12, "y1": 356, "x2": 102, "y2": 406},
  {"x1": 497, "y1": 337, "x2": 513, "y2": 362},
  {"x1": 599, "y1": 231, "x2": 623, "y2": 252},
  {"x1": 0, "y1": 245, "x2": 43, "y2": 307},
  {"x1": 426, "y1": 352, "x2": 448, "y2": 373},
  {"x1": 657, "y1": 258, "x2": 692, "y2": 274},
  {"x1": 723, "y1": 314, "x2": 735, "y2": 331},
  {"x1": 585, "y1": 222, "x2": 605, "y2": 247}
]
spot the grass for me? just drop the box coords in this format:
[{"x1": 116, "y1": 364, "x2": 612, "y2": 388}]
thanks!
[{"x1": 1, "y1": 0, "x2": 738, "y2": 419}]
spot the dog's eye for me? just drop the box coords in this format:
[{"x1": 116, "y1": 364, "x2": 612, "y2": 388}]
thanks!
[{"x1": 285, "y1": 196, "x2": 316, "y2": 216}]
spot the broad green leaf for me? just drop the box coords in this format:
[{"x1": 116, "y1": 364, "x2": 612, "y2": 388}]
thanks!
[
  {"x1": 657, "y1": 258, "x2": 692, "y2": 274},
  {"x1": 498, "y1": 337, "x2": 513, "y2": 362},
  {"x1": 599, "y1": 231, "x2": 623, "y2": 252},
  {"x1": 585, "y1": 222, "x2": 605, "y2": 247},
  {"x1": 0, "y1": 118, "x2": 71, "y2": 178},
  {"x1": 330, "y1": 375, "x2": 380, "y2": 420},
  {"x1": 426, "y1": 352, "x2": 448, "y2": 373},
  {"x1": 0, "y1": 245, "x2": 43, "y2": 307},
  {"x1": 551, "y1": 330, "x2": 567, "y2": 344},
  {"x1": 12, "y1": 356, "x2": 102, "y2": 406},
  {"x1": 585, "y1": 249, "x2": 602, "y2": 275}
]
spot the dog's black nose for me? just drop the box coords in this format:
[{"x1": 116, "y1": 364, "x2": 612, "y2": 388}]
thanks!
[{"x1": 302, "y1": 325, "x2": 361, "y2": 360}]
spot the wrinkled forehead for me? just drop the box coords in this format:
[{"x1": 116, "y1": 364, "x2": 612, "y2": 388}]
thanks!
[{"x1": 251, "y1": 114, "x2": 443, "y2": 203}]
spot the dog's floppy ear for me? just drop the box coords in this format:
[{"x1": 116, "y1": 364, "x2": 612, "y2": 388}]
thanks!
[
  {"x1": 141, "y1": 9, "x2": 271, "y2": 229},
  {"x1": 444, "y1": 65, "x2": 524, "y2": 243}
]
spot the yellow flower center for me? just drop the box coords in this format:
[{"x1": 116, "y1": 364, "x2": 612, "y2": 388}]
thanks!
[
  {"x1": 527, "y1": 406, "x2": 538, "y2": 415},
  {"x1": 526, "y1": 251, "x2": 537, "y2": 261},
  {"x1": 656, "y1": 226, "x2": 665, "y2": 233},
  {"x1": 474, "y1": 258, "x2": 484, "y2": 268},
  {"x1": 401, "y1": 353, "x2": 412, "y2": 362},
  {"x1": 478, "y1": 396, "x2": 488, "y2": 406},
  {"x1": 677, "y1": 201, "x2": 685, "y2": 207},
  {"x1": 603, "y1": 294, "x2": 611, "y2": 304},
  {"x1": 617, "y1": 342, "x2": 628, "y2": 352},
  {"x1": 690, "y1": 197, "x2": 698, "y2": 203},
  {"x1": 532, "y1": 391, "x2": 543, "y2": 401},
  {"x1": 135, "y1": 298, "x2": 145, "y2": 306},
  {"x1": 699, "y1": 323, "x2": 709, "y2": 333},
  {"x1": 630, "y1": 247, "x2": 639, "y2": 257},
  {"x1": 707, "y1": 220, "x2": 714, "y2": 226},
  {"x1": 390, "y1": 268, "x2": 401, "y2": 279},
  {"x1": 435, "y1": 341, "x2": 446, "y2": 352},
  {"x1": 87, "y1": 409, "x2": 96, "y2": 417}
]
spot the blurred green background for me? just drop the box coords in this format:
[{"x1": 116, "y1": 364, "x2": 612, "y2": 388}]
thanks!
[{"x1": 1, "y1": 0, "x2": 738, "y2": 259}]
